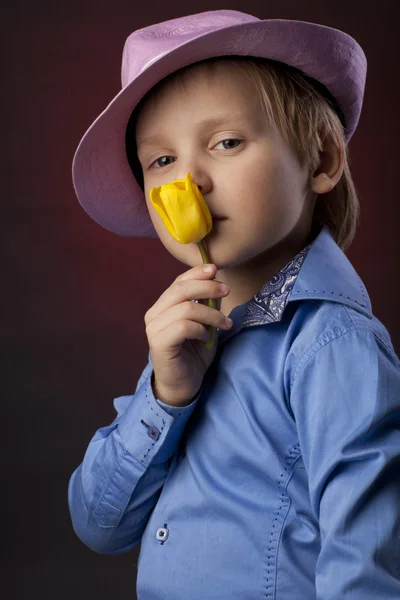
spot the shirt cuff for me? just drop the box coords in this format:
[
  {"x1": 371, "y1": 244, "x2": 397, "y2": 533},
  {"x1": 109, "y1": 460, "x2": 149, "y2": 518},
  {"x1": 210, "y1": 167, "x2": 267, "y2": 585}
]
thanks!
[{"x1": 117, "y1": 368, "x2": 201, "y2": 467}]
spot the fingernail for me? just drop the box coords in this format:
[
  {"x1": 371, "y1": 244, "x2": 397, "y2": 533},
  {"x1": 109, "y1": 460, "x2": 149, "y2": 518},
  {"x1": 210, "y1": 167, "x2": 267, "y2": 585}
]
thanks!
[{"x1": 203, "y1": 265, "x2": 214, "y2": 273}]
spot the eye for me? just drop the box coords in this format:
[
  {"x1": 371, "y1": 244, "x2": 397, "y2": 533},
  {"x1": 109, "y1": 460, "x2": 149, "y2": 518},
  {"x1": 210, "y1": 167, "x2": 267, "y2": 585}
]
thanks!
[
  {"x1": 150, "y1": 155, "x2": 175, "y2": 169},
  {"x1": 215, "y1": 138, "x2": 242, "y2": 151},
  {"x1": 148, "y1": 138, "x2": 242, "y2": 169}
]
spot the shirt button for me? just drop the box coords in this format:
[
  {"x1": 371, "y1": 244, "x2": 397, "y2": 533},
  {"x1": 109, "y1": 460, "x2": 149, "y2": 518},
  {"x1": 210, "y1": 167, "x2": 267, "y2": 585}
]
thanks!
[
  {"x1": 141, "y1": 419, "x2": 160, "y2": 441},
  {"x1": 147, "y1": 425, "x2": 160, "y2": 441},
  {"x1": 156, "y1": 525, "x2": 169, "y2": 544}
]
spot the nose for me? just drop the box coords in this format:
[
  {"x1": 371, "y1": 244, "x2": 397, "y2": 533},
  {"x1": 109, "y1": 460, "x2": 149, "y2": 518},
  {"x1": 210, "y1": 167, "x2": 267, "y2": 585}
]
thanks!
[{"x1": 180, "y1": 162, "x2": 212, "y2": 197}]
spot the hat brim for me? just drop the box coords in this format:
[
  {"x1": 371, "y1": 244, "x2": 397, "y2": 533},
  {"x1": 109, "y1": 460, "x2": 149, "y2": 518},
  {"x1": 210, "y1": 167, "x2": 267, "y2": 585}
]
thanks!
[{"x1": 72, "y1": 19, "x2": 367, "y2": 236}]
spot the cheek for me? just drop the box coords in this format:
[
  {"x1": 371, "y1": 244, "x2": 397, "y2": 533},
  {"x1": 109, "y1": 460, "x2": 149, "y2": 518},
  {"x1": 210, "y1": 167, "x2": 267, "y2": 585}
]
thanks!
[
  {"x1": 254, "y1": 152, "x2": 302, "y2": 205},
  {"x1": 243, "y1": 148, "x2": 282, "y2": 188},
  {"x1": 242, "y1": 160, "x2": 282, "y2": 214}
]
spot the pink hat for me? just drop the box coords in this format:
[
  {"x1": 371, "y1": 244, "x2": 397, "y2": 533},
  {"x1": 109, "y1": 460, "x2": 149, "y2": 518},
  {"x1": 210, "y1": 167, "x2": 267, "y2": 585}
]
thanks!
[{"x1": 72, "y1": 9, "x2": 367, "y2": 237}]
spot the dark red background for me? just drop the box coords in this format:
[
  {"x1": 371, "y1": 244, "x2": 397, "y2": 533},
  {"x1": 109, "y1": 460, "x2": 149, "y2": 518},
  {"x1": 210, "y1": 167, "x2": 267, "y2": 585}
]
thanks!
[{"x1": 2, "y1": 1, "x2": 399, "y2": 598}]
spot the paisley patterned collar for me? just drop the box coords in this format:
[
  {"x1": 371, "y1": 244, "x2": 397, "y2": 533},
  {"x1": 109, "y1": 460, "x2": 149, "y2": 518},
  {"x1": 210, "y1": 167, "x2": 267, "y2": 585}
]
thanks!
[{"x1": 242, "y1": 242, "x2": 313, "y2": 327}]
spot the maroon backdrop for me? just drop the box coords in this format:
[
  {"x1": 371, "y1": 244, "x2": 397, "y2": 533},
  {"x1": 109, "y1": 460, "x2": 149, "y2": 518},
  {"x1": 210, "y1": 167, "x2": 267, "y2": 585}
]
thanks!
[{"x1": 2, "y1": 1, "x2": 399, "y2": 598}]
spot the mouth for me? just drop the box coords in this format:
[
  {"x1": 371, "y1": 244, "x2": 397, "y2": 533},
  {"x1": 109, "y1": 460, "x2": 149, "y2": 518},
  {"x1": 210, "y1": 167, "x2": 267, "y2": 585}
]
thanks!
[
  {"x1": 208, "y1": 217, "x2": 227, "y2": 236},
  {"x1": 211, "y1": 215, "x2": 227, "y2": 220}
]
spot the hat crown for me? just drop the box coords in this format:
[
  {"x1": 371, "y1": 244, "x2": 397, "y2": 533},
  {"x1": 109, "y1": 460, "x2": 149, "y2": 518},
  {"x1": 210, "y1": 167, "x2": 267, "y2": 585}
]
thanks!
[{"x1": 121, "y1": 10, "x2": 258, "y2": 86}]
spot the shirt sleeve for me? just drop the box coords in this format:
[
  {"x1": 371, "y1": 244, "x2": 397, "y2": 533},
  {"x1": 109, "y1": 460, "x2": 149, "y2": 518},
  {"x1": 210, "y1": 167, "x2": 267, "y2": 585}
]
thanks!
[
  {"x1": 289, "y1": 327, "x2": 400, "y2": 599},
  {"x1": 67, "y1": 349, "x2": 202, "y2": 554}
]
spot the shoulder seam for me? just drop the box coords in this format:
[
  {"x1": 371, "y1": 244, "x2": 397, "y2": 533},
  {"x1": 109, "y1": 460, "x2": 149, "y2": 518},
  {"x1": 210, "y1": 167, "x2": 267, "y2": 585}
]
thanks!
[
  {"x1": 291, "y1": 323, "x2": 398, "y2": 389},
  {"x1": 343, "y1": 305, "x2": 397, "y2": 359},
  {"x1": 291, "y1": 324, "x2": 356, "y2": 387}
]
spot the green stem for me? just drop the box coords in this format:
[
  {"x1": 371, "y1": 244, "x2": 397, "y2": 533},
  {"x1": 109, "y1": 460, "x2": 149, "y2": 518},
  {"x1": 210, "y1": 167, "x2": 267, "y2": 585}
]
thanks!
[{"x1": 197, "y1": 239, "x2": 217, "y2": 350}]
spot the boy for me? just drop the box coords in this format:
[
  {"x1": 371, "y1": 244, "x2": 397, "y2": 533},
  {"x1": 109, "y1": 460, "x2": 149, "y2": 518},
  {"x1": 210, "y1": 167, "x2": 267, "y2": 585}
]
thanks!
[{"x1": 68, "y1": 10, "x2": 400, "y2": 599}]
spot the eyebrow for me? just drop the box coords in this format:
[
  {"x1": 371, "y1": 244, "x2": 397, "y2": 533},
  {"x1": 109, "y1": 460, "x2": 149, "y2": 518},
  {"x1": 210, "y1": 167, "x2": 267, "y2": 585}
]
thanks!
[{"x1": 136, "y1": 114, "x2": 250, "y2": 149}]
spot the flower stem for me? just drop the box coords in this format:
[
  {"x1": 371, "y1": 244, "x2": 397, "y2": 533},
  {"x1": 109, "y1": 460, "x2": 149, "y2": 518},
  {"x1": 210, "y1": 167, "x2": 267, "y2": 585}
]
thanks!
[{"x1": 197, "y1": 239, "x2": 217, "y2": 350}]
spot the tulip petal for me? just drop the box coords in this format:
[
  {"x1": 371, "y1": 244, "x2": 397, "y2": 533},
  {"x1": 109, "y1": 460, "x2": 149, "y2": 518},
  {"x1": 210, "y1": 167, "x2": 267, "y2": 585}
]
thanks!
[
  {"x1": 149, "y1": 172, "x2": 213, "y2": 245},
  {"x1": 186, "y1": 173, "x2": 213, "y2": 233}
]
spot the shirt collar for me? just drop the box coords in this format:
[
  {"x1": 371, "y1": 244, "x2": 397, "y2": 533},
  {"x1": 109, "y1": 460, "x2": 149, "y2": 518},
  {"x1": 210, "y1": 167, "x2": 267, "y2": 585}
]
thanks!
[{"x1": 241, "y1": 225, "x2": 372, "y2": 328}]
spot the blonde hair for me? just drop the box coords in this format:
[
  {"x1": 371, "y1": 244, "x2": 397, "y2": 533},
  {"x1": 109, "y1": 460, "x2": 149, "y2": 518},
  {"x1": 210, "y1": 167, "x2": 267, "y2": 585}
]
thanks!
[{"x1": 126, "y1": 55, "x2": 361, "y2": 251}]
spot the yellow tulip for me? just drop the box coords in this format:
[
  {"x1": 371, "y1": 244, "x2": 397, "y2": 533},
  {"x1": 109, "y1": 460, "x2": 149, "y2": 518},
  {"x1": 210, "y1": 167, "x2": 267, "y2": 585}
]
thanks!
[
  {"x1": 150, "y1": 172, "x2": 217, "y2": 350},
  {"x1": 149, "y1": 172, "x2": 213, "y2": 243}
]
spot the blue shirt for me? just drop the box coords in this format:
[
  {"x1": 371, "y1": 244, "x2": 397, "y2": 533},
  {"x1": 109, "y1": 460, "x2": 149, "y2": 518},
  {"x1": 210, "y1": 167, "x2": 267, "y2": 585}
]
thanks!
[{"x1": 68, "y1": 225, "x2": 400, "y2": 599}]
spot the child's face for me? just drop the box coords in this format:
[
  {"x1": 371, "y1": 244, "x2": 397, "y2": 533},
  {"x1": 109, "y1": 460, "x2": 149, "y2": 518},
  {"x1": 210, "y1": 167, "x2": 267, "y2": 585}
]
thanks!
[{"x1": 135, "y1": 61, "x2": 317, "y2": 309}]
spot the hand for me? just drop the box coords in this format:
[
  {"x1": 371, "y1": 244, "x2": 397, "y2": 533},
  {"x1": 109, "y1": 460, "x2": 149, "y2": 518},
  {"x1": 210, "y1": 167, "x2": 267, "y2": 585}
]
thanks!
[{"x1": 144, "y1": 264, "x2": 232, "y2": 406}]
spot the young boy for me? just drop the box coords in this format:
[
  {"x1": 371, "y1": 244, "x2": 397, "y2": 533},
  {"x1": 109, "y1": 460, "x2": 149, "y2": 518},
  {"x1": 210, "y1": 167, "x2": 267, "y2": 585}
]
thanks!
[{"x1": 68, "y1": 10, "x2": 400, "y2": 599}]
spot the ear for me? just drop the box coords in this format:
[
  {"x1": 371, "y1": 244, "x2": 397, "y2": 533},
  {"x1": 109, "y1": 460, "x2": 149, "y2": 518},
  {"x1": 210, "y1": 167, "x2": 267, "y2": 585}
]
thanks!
[{"x1": 310, "y1": 137, "x2": 344, "y2": 194}]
